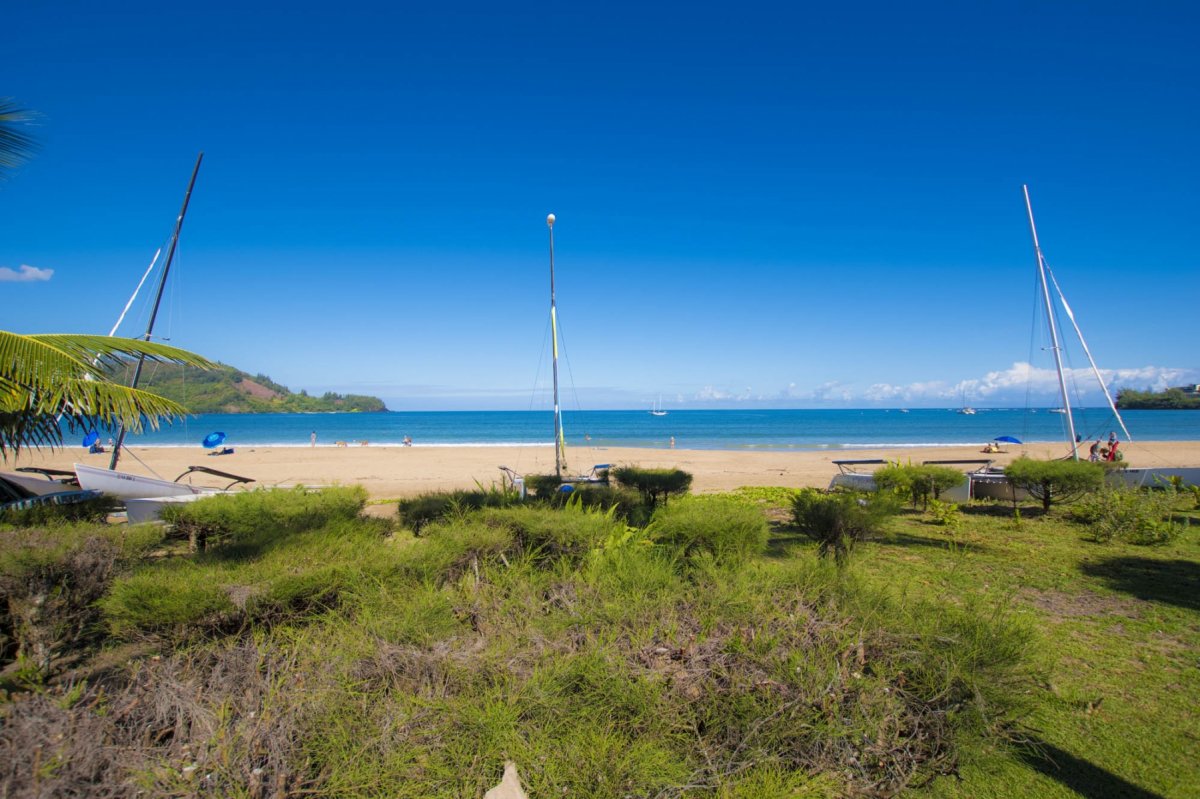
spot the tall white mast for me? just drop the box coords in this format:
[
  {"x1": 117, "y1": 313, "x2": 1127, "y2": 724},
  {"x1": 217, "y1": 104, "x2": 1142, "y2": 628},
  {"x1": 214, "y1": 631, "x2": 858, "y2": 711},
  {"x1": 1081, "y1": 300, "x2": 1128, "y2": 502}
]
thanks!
[
  {"x1": 1023, "y1": 185, "x2": 1079, "y2": 459},
  {"x1": 547, "y1": 213, "x2": 566, "y2": 480}
]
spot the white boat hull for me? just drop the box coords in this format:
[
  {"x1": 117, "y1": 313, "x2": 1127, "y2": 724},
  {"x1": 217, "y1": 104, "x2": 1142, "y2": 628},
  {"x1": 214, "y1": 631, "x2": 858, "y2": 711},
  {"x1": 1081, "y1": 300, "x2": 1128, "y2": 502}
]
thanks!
[
  {"x1": 125, "y1": 493, "x2": 220, "y2": 523},
  {"x1": 74, "y1": 463, "x2": 215, "y2": 500},
  {"x1": 1110, "y1": 467, "x2": 1200, "y2": 489}
]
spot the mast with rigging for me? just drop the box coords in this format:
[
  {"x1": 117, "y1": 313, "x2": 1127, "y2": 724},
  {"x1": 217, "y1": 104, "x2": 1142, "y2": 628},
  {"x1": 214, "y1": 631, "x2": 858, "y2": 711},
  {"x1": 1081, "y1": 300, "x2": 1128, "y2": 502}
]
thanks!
[
  {"x1": 547, "y1": 213, "x2": 566, "y2": 481},
  {"x1": 1023, "y1": 184, "x2": 1079, "y2": 459},
  {"x1": 108, "y1": 152, "x2": 204, "y2": 470}
]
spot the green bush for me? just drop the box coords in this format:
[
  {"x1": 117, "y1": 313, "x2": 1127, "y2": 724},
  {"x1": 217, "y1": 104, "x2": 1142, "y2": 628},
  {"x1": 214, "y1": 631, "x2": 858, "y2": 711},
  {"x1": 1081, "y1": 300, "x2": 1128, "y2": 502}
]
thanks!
[
  {"x1": 546, "y1": 484, "x2": 652, "y2": 526},
  {"x1": 101, "y1": 514, "x2": 398, "y2": 641},
  {"x1": 648, "y1": 495, "x2": 769, "y2": 569},
  {"x1": 927, "y1": 498, "x2": 963, "y2": 530},
  {"x1": 1004, "y1": 457, "x2": 1104, "y2": 511},
  {"x1": 397, "y1": 487, "x2": 517, "y2": 534},
  {"x1": 524, "y1": 473, "x2": 567, "y2": 498},
  {"x1": 478, "y1": 505, "x2": 622, "y2": 562},
  {"x1": 161, "y1": 486, "x2": 367, "y2": 551},
  {"x1": 611, "y1": 466, "x2": 693, "y2": 508},
  {"x1": 1068, "y1": 485, "x2": 1184, "y2": 545},
  {"x1": 0, "y1": 523, "x2": 163, "y2": 676},
  {"x1": 792, "y1": 488, "x2": 899, "y2": 563},
  {"x1": 0, "y1": 495, "x2": 120, "y2": 527},
  {"x1": 875, "y1": 464, "x2": 965, "y2": 509}
]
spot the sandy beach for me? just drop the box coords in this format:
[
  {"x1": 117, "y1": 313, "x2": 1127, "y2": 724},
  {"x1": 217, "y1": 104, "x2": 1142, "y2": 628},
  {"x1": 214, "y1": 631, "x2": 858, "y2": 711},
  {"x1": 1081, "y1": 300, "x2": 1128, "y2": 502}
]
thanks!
[{"x1": 11, "y1": 440, "x2": 1200, "y2": 501}]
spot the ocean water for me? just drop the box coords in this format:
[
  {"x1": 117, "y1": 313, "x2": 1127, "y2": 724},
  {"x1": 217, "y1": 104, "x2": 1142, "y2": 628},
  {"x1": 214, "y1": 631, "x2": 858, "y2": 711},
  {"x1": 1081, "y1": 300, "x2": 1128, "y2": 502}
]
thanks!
[{"x1": 102, "y1": 408, "x2": 1200, "y2": 451}]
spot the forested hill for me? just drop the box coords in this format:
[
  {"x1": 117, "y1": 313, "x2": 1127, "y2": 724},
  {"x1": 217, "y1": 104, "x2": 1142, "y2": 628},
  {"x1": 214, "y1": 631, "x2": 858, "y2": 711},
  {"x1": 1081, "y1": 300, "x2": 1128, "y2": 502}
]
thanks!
[
  {"x1": 1116, "y1": 388, "x2": 1200, "y2": 410},
  {"x1": 129, "y1": 364, "x2": 387, "y2": 414}
]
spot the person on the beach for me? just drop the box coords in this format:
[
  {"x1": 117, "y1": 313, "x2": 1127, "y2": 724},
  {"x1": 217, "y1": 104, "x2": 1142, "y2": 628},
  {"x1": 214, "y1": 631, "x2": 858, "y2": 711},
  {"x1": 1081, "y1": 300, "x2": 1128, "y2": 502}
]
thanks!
[
  {"x1": 1108, "y1": 431, "x2": 1117, "y2": 447},
  {"x1": 1089, "y1": 440, "x2": 1101, "y2": 461},
  {"x1": 1107, "y1": 440, "x2": 1120, "y2": 461},
  {"x1": 403, "y1": 435, "x2": 412, "y2": 447},
  {"x1": 669, "y1": 436, "x2": 675, "y2": 448},
  {"x1": 310, "y1": 431, "x2": 317, "y2": 447}
]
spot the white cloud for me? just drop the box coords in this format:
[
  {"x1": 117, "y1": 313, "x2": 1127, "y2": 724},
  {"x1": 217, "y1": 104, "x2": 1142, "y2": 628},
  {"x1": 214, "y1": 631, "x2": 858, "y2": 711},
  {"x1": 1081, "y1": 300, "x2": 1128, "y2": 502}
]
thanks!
[
  {"x1": 857, "y1": 362, "x2": 1200, "y2": 405},
  {"x1": 0, "y1": 264, "x2": 53, "y2": 282}
]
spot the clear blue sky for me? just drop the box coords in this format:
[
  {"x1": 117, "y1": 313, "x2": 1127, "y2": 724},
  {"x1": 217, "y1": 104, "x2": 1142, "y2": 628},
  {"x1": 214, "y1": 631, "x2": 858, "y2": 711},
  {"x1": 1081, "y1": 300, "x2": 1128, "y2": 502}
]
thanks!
[{"x1": 4, "y1": 1, "x2": 1197, "y2": 410}]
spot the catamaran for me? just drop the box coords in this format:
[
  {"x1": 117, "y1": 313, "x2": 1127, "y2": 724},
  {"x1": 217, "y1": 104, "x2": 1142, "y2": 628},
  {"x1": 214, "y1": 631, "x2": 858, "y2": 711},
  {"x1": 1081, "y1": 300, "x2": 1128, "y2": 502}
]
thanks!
[
  {"x1": 72, "y1": 153, "x2": 256, "y2": 512},
  {"x1": 1021, "y1": 185, "x2": 1199, "y2": 486},
  {"x1": 501, "y1": 214, "x2": 609, "y2": 494}
]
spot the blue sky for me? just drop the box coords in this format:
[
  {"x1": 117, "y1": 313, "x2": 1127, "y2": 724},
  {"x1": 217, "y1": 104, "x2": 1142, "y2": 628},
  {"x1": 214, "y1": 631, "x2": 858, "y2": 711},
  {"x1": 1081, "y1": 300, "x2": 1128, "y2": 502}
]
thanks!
[{"x1": 3, "y1": 1, "x2": 1197, "y2": 410}]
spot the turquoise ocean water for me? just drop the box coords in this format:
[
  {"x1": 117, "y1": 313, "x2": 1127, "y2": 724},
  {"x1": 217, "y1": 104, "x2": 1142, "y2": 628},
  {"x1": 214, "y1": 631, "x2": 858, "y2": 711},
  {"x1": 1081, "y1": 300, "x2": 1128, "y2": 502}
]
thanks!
[{"x1": 105, "y1": 408, "x2": 1200, "y2": 451}]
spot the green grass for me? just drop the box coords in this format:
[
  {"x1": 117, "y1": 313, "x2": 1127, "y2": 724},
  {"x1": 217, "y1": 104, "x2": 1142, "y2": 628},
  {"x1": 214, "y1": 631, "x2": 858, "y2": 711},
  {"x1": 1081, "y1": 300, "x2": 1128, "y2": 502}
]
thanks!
[
  {"x1": 3, "y1": 488, "x2": 1197, "y2": 797},
  {"x1": 804, "y1": 503, "x2": 1200, "y2": 798}
]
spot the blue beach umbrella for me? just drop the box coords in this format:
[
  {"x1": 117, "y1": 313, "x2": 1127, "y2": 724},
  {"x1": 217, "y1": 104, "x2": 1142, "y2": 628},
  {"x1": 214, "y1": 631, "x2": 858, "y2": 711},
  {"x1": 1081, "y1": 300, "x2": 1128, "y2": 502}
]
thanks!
[
  {"x1": 202, "y1": 431, "x2": 227, "y2": 449},
  {"x1": 82, "y1": 431, "x2": 99, "y2": 449},
  {"x1": 994, "y1": 435, "x2": 1022, "y2": 444}
]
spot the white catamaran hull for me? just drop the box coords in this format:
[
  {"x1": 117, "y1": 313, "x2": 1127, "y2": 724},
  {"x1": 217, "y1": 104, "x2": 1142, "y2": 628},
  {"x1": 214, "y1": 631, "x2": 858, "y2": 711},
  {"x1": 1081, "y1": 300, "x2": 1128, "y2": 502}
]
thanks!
[
  {"x1": 125, "y1": 493, "x2": 221, "y2": 524},
  {"x1": 74, "y1": 463, "x2": 216, "y2": 500}
]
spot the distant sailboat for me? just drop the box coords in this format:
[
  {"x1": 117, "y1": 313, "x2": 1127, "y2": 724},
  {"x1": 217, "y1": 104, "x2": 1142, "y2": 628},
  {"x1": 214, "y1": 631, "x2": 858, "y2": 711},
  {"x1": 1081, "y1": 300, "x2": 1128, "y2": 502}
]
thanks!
[
  {"x1": 650, "y1": 395, "x2": 668, "y2": 416},
  {"x1": 957, "y1": 389, "x2": 976, "y2": 415}
]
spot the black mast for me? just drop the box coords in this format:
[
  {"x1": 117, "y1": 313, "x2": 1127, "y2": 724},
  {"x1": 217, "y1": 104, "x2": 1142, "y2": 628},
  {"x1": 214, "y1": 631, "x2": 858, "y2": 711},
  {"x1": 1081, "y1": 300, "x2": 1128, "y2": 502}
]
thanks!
[{"x1": 108, "y1": 152, "x2": 204, "y2": 470}]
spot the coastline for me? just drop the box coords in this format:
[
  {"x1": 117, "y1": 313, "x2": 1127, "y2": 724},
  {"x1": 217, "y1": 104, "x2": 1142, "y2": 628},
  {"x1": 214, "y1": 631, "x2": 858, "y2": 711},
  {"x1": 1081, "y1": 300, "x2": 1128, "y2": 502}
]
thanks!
[{"x1": 12, "y1": 440, "x2": 1200, "y2": 501}]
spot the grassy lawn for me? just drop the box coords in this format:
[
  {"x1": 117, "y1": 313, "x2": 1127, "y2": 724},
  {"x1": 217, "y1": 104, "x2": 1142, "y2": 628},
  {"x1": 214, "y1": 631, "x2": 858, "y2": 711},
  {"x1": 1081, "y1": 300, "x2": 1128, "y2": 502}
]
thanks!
[
  {"x1": 780, "y1": 501, "x2": 1200, "y2": 798},
  {"x1": 3, "y1": 485, "x2": 1198, "y2": 797}
]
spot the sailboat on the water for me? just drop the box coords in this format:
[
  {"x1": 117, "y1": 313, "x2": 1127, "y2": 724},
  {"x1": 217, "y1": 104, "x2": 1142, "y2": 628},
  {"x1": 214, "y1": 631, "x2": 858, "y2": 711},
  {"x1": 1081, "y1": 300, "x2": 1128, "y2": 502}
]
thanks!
[{"x1": 650, "y1": 395, "x2": 668, "y2": 416}]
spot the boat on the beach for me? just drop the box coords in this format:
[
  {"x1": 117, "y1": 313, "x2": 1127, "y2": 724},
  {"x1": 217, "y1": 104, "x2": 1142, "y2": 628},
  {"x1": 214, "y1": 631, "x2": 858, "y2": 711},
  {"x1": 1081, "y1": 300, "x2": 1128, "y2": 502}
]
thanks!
[
  {"x1": 75, "y1": 463, "x2": 254, "y2": 501},
  {"x1": 1019, "y1": 185, "x2": 1199, "y2": 487},
  {"x1": 502, "y1": 214, "x2": 608, "y2": 495}
]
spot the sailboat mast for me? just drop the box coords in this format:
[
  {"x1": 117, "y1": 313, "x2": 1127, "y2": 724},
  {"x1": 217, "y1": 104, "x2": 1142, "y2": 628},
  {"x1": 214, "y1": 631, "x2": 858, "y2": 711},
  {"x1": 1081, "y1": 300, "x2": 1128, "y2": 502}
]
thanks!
[
  {"x1": 1023, "y1": 184, "x2": 1079, "y2": 459},
  {"x1": 109, "y1": 152, "x2": 204, "y2": 469},
  {"x1": 547, "y1": 213, "x2": 564, "y2": 480}
]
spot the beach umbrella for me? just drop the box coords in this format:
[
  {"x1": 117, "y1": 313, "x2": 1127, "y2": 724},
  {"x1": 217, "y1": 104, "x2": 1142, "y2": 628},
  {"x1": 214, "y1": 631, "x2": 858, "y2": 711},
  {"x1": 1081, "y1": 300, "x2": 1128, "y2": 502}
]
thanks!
[
  {"x1": 202, "y1": 431, "x2": 227, "y2": 449},
  {"x1": 82, "y1": 431, "x2": 99, "y2": 449},
  {"x1": 994, "y1": 435, "x2": 1022, "y2": 444}
]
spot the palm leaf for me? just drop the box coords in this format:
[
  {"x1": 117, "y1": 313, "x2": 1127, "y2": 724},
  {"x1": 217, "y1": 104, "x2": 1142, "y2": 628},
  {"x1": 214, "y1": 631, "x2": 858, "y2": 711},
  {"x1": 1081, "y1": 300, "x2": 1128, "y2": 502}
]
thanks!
[{"x1": 1, "y1": 330, "x2": 217, "y2": 458}]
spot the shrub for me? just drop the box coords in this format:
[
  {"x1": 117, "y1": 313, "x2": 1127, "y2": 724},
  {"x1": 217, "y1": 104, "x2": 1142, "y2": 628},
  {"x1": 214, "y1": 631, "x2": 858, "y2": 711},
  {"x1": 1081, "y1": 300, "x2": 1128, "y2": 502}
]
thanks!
[
  {"x1": 927, "y1": 498, "x2": 963, "y2": 530},
  {"x1": 875, "y1": 464, "x2": 965, "y2": 509},
  {"x1": 611, "y1": 466, "x2": 693, "y2": 508},
  {"x1": 161, "y1": 486, "x2": 367, "y2": 551},
  {"x1": 524, "y1": 473, "x2": 567, "y2": 498},
  {"x1": 1068, "y1": 485, "x2": 1185, "y2": 545},
  {"x1": 478, "y1": 505, "x2": 621, "y2": 562},
  {"x1": 648, "y1": 495, "x2": 769, "y2": 569},
  {"x1": 101, "y1": 515, "x2": 399, "y2": 641},
  {"x1": 0, "y1": 495, "x2": 119, "y2": 527},
  {"x1": 0, "y1": 523, "x2": 163, "y2": 676},
  {"x1": 398, "y1": 487, "x2": 517, "y2": 534},
  {"x1": 545, "y1": 484, "x2": 652, "y2": 526},
  {"x1": 792, "y1": 488, "x2": 899, "y2": 564},
  {"x1": 1004, "y1": 457, "x2": 1104, "y2": 511}
]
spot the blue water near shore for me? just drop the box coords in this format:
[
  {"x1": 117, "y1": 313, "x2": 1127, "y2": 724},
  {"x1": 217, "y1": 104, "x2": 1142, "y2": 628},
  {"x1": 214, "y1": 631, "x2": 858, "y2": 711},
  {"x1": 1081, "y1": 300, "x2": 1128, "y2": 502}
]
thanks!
[{"x1": 108, "y1": 408, "x2": 1200, "y2": 451}]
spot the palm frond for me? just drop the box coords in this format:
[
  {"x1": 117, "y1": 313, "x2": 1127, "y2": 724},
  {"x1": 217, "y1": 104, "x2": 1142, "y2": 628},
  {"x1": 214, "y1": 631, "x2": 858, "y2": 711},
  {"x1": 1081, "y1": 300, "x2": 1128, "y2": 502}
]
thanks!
[
  {"x1": 1, "y1": 330, "x2": 215, "y2": 459},
  {"x1": 0, "y1": 99, "x2": 38, "y2": 170},
  {"x1": 29, "y1": 334, "x2": 218, "y2": 371}
]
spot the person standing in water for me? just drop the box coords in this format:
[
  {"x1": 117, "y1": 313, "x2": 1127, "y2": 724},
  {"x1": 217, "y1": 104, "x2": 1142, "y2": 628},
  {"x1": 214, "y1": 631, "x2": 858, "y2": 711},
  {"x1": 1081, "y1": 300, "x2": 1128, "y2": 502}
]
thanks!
[{"x1": 310, "y1": 431, "x2": 317, "y2": 447}]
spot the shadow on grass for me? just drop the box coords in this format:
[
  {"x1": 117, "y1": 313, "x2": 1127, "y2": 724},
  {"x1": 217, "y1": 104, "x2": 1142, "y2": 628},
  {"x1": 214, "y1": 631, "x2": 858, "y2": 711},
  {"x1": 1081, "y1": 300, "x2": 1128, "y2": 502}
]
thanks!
[
  {"x1": 765, "y1": 522, "x2": 812, "y2": 559},
  {"x1": 1016, "y1": 738, "x2": 1166, "y2": 799},
  {"x1": 1079, "y1": 557, "x2": 1200, "y2": 611},
  {"x1": 885, "y1": 531, "x2": 988, "y2": 553}
]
